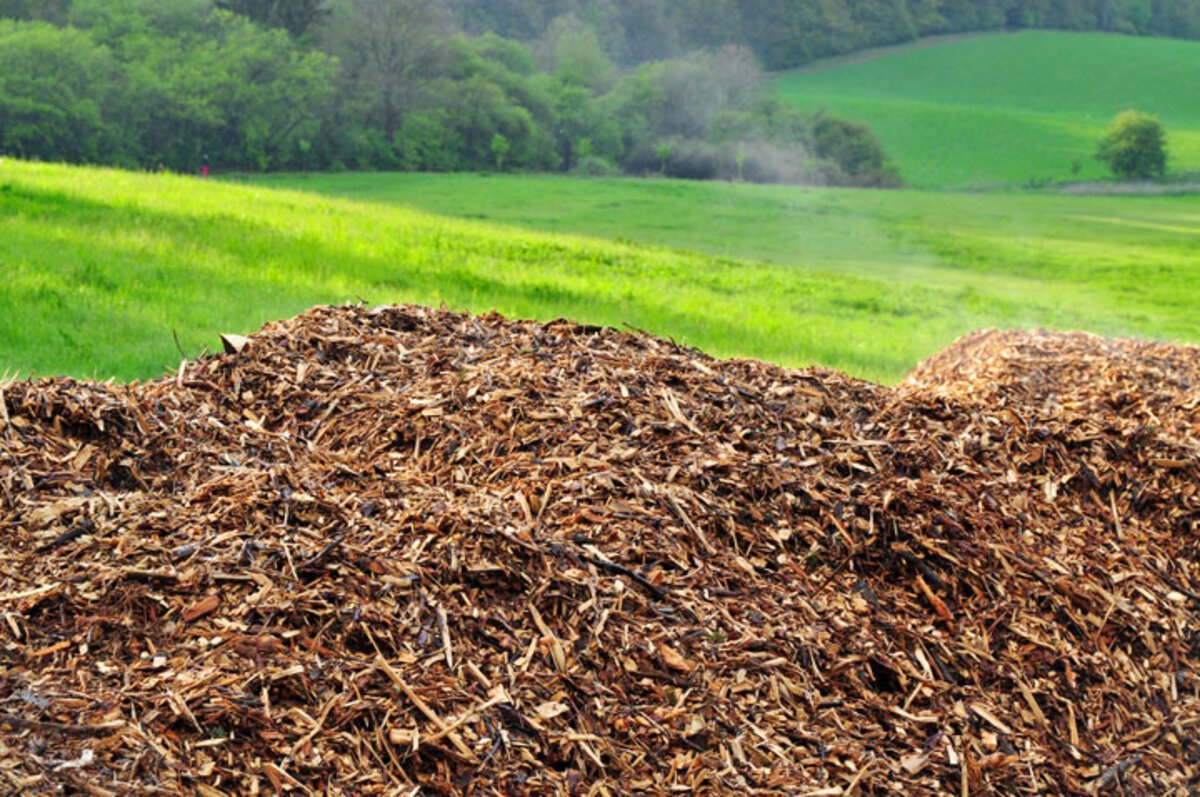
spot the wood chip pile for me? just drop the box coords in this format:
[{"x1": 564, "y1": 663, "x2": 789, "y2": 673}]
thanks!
[{"x1": 0, "y1": 306, "x2": 1196, "y2": 795}]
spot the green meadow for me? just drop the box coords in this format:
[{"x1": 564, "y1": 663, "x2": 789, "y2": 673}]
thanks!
[
  {"x1": 3, "y1": 160, "x2": 1198, "y2": 385},
  {"x1": 777, "y1": 31, "x2": 1200, "y2": 188}
]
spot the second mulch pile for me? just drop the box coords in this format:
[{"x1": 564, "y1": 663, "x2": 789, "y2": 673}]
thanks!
[{"x1": 0, "y1": 307, "x2": 1196, "y2": 795}]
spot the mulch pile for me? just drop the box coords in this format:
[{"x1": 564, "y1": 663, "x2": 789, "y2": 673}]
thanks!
[{"x1": 0, "y1": 306, "x2": 1196, "y2": 795}]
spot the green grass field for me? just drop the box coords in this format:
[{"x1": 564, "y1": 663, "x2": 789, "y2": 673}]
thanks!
[
  {"x1": 3, "y1": 161, "x2": 1198, "y2": 384},
  {"x1": 777, "y1": 31, "x2": 1200, "y2": 188}
]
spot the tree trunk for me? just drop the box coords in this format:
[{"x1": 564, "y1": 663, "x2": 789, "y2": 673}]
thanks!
[{"x1": 383, "y1": 89, "x2": 398, "y2": 145}]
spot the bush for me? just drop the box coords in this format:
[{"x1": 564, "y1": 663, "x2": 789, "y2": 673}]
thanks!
[
  {"x1": 1096, "y1": 110, "x2": 1168, "y2": 180},
  {"x1": 490, "y1": 132, "x2": 510, "y2": 170},
  {"x1": 623, "y1": 138, "x2": 825, "y2": 185},
  {"x1": 811, "y1": 113, "x2": 892, "y2": 180},
  {"x1": 735, "y1": 141, "x2": 818, "y2": 184},
  {"x1": 571, "y1": 155, "x2": 621, "y2": 177},
  {"x1": 623, "y1": 139, "x2": 719, "y2": 180},
  {"x1": 662, "y1": 139, "x2": 721, "y2": 180},
  {"x1": 399, "y1": 114, "x2": 460, "y2": 171}
]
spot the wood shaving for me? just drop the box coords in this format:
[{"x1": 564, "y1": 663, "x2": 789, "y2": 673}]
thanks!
[{"x1": 0, "y1": 307, "x2": 1195, "y2": 794}]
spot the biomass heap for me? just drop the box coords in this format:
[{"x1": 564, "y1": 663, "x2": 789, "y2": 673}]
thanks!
[{"x1": 0, "y1": 306, "x2": 1195, "y2": 795}]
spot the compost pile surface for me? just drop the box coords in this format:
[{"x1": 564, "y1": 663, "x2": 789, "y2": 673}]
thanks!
[{"x1": 0, "y1": 307, "x2": 1196, "y2": 796}]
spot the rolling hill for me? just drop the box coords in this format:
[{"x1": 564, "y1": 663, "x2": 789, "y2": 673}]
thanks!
[
  {"x1": 777, "y1": 31, "x2": 1200, "y2": 188},
  {"x1": 3, "y1": 161, "x2": 1199, "y2": 384}
]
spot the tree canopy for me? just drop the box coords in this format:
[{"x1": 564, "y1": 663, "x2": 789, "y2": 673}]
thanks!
[
  {"x1": 0, "y1": 0, "x2": 907, "y2": 184},
  {"x1": 3, "y1": 0, "x2": 1199, "y2": 181},
  {"x1": 446, "y1": 0, "x2": 1200, "y2": 69},
  {"x1": 1096, "y1": 110, "x2": 1168, "y2": 180},
  {"x1": 214, "y1": 0, "x2": 327, "y2": 38}
]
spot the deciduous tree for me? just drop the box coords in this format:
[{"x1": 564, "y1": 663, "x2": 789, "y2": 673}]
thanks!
[
  {"x1": 215, "y1": 0, "x2": 329, "y2": 38},
  {"x1": 1095, "y1": 109, "x2": 1167, "y2": 180},
  {"x1": 326, "y1": 0, "x2": 447, "y2": 145},
  {"x1": 0, "y1": 21, "x2": 122, "y2": 162}
]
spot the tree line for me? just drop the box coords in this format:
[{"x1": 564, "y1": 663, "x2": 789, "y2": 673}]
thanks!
[
  {"x1": 3, "y1": 0, "x2": 1198, "y2": 183},
  {"x1": 0, "y1": 0, "x2": 900, "y2": 185},
  {"x1": 446, "y1": 0, "x2": 1200, "y2": 69}
]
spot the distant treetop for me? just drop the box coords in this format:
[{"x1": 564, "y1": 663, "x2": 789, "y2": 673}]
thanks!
[
  {"x1": 444, "y1": 0, "x2": 1200, "y2": 70},
  {"x1": 2, "y1": 0, "x2": 1195, "y2": 181},
  {"x1": 214, "y1": 0, "x2": 328, "y2": 38}
]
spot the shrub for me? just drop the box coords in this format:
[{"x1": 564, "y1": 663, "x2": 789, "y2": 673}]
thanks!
[
  {"x1": 571, "y1": 155, "x2": 621, "y2": 177},
  {"x1": 810, "y1": 113, "x2": 891, "y2": 180},
  {"x1": 490, "y1": 132, "x2": 510, "y2": 170},
  {"x1": 623, "y1": 138, "x2": 825, "y2": 185},
  {"x1": 399, "y1": 114, "x2": 461, "y2": 171},
  {"x1": 1096, "y1": 110, "x2": 1167, "y2": 180}
]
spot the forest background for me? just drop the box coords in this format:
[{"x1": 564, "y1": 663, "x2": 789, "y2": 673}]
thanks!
[{"x1": 4, "y1": 0, "x2": 1198, "y2": 185}]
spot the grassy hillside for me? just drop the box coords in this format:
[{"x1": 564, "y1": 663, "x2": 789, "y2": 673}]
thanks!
[
  {"x1": 3, "y1": 162, "x2": 1199, "y2": 383},
  {"x1": 254, "y1": 170, "x2": 1200, "y2": 342},
  {"x1": 777, "y1": 31, "x2": 1200, "y2": 188}
]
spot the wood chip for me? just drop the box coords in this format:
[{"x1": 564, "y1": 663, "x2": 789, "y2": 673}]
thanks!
[
  {"x1": 0, "y1": 308, "x2": 1195, "y2": 794},
  {"x1": 181, "y1": 594, "x2": 220, "y2": 623},
  {"x1": 219, "y1": 334, "x2": 251, "y2": 354}
]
